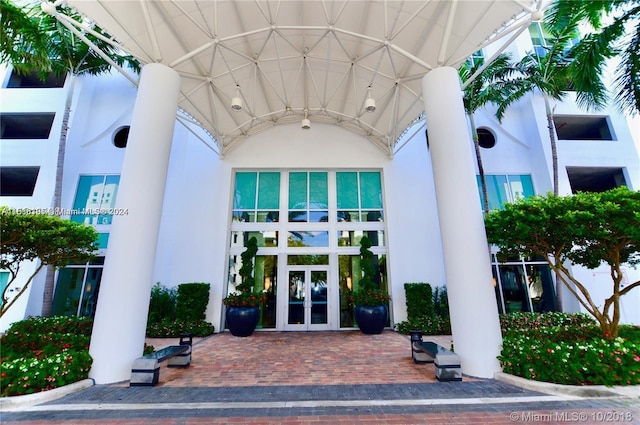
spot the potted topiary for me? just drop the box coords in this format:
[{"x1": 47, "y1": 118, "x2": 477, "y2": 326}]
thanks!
[
  {"x1": 351, "y1": 235, "x2": 391, "y2": 334},
  {"x1": 223, "y1": 237, "x2": 267, "y2": 337}
]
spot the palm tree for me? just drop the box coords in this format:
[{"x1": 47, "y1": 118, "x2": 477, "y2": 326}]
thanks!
[
  {"x1": 546, "y1": 0, "x2": 640, "y2": 116},
  {"x1": 459, "y1": 53, "x2": 514, "y2": 215},
  {"x1": 493, "y1": 16, "x2": 609, "y2": 312},
  {"x1": 495, "y1": 18, "x2": 607, "y2": 197},
  {"x1": 0, "y1": 0, "x2": 139, "y2": 316}
]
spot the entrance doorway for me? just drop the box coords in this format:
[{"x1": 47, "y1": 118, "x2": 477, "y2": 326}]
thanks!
[{"x1": 284, "y1": 266, "x2": 330, "y2": 330}]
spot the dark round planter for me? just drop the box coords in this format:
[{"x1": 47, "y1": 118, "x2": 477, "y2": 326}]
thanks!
[
  {"x1": 354, "y1": 305, "x2": 388, "y2": 334},
  {"x1": 226, "y1": 306, "x2": 260, "y2": 337}
]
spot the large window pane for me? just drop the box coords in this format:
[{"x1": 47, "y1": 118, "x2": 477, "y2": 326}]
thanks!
[
  {"x1": 526, "y1": 264, "x2": 556, "y2": 312},
  {"x1": 288, "y1": 231, "x2": 329, "y2": 247},
  {"x1": 257, "y1": 172, "x2": 280, "y2": 209},
  {"x1": 288, "y1": 172, "x2": 307, "y2": 209},
  {"x1": 52, "y1": 268, "x2": 85, "y2": 316},
  {"x1": 509, "y1": 175, "x2": 534, "y2": 201},
  {"x1": 498, "y1": 265, "x2": 531, "y2": 313},
  {"x1": 72, "y1": 175, "x2": 120, "y2": 225},
  {"x1": 487, "y1": 175, "x2": 509, "y2": 210},
  {"x1": 234, "y1": 172, "x2": 257, "y2": 210},
  {"x1": 336, "y1": 172, "x2": 358, "y2": 209},
  {"x1": 309, "y1": 172, "x2": 328, "y2": 208},
  {"x1": 360, "y1": 172, "x2": 382, "y2": 209}
]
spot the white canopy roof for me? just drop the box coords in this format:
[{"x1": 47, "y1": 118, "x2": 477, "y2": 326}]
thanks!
[{"x1": 60, "y1": 0, "x2": 546, "y2": 156}]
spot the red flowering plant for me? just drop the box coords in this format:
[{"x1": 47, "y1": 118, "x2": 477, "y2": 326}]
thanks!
[
  {"x1": 222, "y1": 237, "x2": 267, "y2": 307},
  {"x1": 222, "y1": 291, "x2": 267, "y2": 307}
]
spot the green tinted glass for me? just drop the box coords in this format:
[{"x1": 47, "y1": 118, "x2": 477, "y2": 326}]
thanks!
[
  {"x1": 309, "y1": 172, "x2": 328, "y2": 208},
  {"x1": 257, "y1": 172, "x2": 280, "y2": 209},
  {"x1": 289, "y1": 172, "x2": 307, "y2": 209},
  {"x1": 336, "y1": 172, "x2": 358, "y2": 209},
  {"x1": 487, "y1": 175, "x2": 509, "y2": 210},
  {"x1": 359, "y1": 172, "x2": 382, "y2": 208},
  {"x1": 234, "y1": 172, "x2": 257, "y2": 209},
  {"x1": 509, "y1": 175, "x2": 535, "y2": 200}
]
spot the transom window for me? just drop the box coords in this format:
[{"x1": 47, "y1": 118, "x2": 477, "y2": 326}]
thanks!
[
  {"x1": 336, "y1": 171, "x2": 383, "y2": 222},
  {"x1": 232, "y1": 171, "x2": 281, "y2": 222},
  {"x1": 289, "y1": 172, "x2": 328, "y2": 222}
]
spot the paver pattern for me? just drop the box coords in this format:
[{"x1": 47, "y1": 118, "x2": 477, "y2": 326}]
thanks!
[{"x1": 2, "y1": 331, "x2": 639, "y2": 424}]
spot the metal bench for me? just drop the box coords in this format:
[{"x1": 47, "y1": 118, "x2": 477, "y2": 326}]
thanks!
[
  {"x1": 409, "y1": 330, "x2": 461, "y2": 382},
  {"x1": 130, "y1": 333, "x2": 193, "y2": 386}
]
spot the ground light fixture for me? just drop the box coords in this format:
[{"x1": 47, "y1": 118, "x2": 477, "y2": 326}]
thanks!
[
  {"x1": 231, "y1": 85, "x2": 242, "y2": 111},
  {"x1": 365, "y1": 86, "x2": 376, "y2": 112}
]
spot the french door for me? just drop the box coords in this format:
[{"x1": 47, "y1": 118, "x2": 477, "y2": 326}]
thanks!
[{"x1": 284, "y1": 266, "x2": 331, "y2": 330}]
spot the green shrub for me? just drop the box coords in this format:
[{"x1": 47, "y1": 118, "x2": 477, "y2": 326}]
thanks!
[
  {"x1": 500, "y1": 311, "x2": 595, "y2": 334},
  {"x1": 396, "y1": 283, "x2": 450, "y2": 335},
  {"x1": 433, "y1": 286, "x2": 449, "y2": 317},
  {"x1": 146, "y1": 318, "x2": 214, "y2": 338},
  {"x1": 404, "y1": 283, "x2": 433, "y2": 320},
  {"x1": 396, "y1": 316, "x2": 451, "y2": 335},
  {"x1": 148, "y1": 282, "x2": 177, "y2": 323},
  {"x1": 176, "y1": 282, "x2": 210, "y2": 322}
]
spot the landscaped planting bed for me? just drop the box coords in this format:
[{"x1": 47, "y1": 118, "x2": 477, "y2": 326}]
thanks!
[{"x1": 499, "y1": 312, "x2": 640, "y2": 386}]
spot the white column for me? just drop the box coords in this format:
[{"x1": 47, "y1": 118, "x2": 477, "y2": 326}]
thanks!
[
  {"x1": 422, "y1": 67, "x2": 502, "y2": 378},
  {"x1": 89, "y1": 63, "x2": 181, "y2": 384}
]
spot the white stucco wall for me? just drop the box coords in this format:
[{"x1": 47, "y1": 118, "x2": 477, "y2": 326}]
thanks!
[{"x1": 151, "y1": 121, "x2": 444, "y2": 331}]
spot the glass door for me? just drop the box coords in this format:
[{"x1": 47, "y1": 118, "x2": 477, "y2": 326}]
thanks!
[{"x1": 285, "y1": 266, "x2": 330, "y2": 330}]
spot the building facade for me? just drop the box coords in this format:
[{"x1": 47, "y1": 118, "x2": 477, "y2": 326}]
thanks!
[{"x1": 1, "y1": 27, "x2": 639, "y2": 337}]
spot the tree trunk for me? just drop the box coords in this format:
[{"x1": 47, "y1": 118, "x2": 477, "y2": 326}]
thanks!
[
  {"x1": 544, "y1": 96, "x2": 562, "y2": 312},
  {"x1": 41, "y1": 73, "x2": 76, "y2": 317},
  {"x1": 469, "y1": 114, "x2": 490, "y2": 216}
]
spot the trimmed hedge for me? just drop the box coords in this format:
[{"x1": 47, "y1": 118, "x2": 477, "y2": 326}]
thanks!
[
  {"x1": 176, "y1": 282, "x2": 210, "y2": 322},
  {"x1": 146, "y1": 318, "x2": 214, "y2": 338}
]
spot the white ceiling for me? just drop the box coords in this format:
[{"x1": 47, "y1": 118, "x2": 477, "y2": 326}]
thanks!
[{"x1": 61, "y1": 0, "x2": 546, "y2": 156}]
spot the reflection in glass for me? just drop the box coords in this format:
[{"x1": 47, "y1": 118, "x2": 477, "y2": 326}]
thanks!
[
  {"x1": 498, "y1": 265, "x2": 531, "y2": 313},
  {"x1": 337, "y1": 230, "x2": 385, "y2": 247},
  {"x1": 288, "y1": 270, "x2": 305, "y2": 325},
  {"x1": 310, "y1": 271, "x2": 328, "y2": 324},
  {"x1": 338, "y1": 254, "x2": 389, "y2": 328},
  {"x1": 256, "y1": 255, "x2": 277, "y2": 328},
  {"x1": 287, "y1": 231, "x2": 329, "y2": 247},
  {"x1": 287, "y1": 255, "x2": 329, "y2": 265},
  {"x1": 52, "y1": 260, "x2": 104, "y2": 318},
  {"x1": 227, "y1": 254, "x2": 277, "y2": 329},
  {"x1": 231, "y1": 231, "x2": 278, "y2": 247},
  {"x1": 526, "y1": 264, "x2": 556, "y2": 312}
]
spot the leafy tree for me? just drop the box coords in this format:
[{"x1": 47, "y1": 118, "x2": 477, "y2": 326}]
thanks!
[
  {"x1": 547, "y1": 0, "x2": 640, "y2": 115},
  {"x1": 0, "y1": 207, "x2": 99, "y2": 318},
  {"x1": 0, "y1": 0, "x2": 139, "y2": 316},
  {"x1": 484, "y1": 187, "x2": 640, "y2": 339},
  {"x1": 460, "y1": 53, "x2": 514, "y2": 215}
]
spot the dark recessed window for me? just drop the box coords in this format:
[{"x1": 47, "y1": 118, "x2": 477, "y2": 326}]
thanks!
[
  {"x1": 567, "y1": 167, "x2": 627, "y2": 193},
  {"x1": 0, "y1": 113, "x2": 55, "y2": 139},
  {"x1": 113, "y1": 126, "x2": 129, "y2": 148},
  {"x1": 6, "y1": 70, "x2": 66, "y2": 88},
  {"x1": 477, "y1": 127, "x2": 496, "y2": 148},
  {"x1": 0, "y1": 166, "x2": 40, "y2": 196},
  {"x1": 554, "y1": 116, "x2": 614, "y2": 141}
]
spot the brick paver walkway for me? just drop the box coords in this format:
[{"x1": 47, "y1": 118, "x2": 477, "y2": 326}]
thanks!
[
  {"x1": 152, "y1": 331, "x2": 446, "y2": 387},
  {"x1": 2, "y1": 331, "x2": 639, "y2": 424}
]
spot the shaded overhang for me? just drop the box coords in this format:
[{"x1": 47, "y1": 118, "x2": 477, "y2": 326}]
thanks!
[{"x1": 55, "y1": 0, "x2": 548, "y2": 157}]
